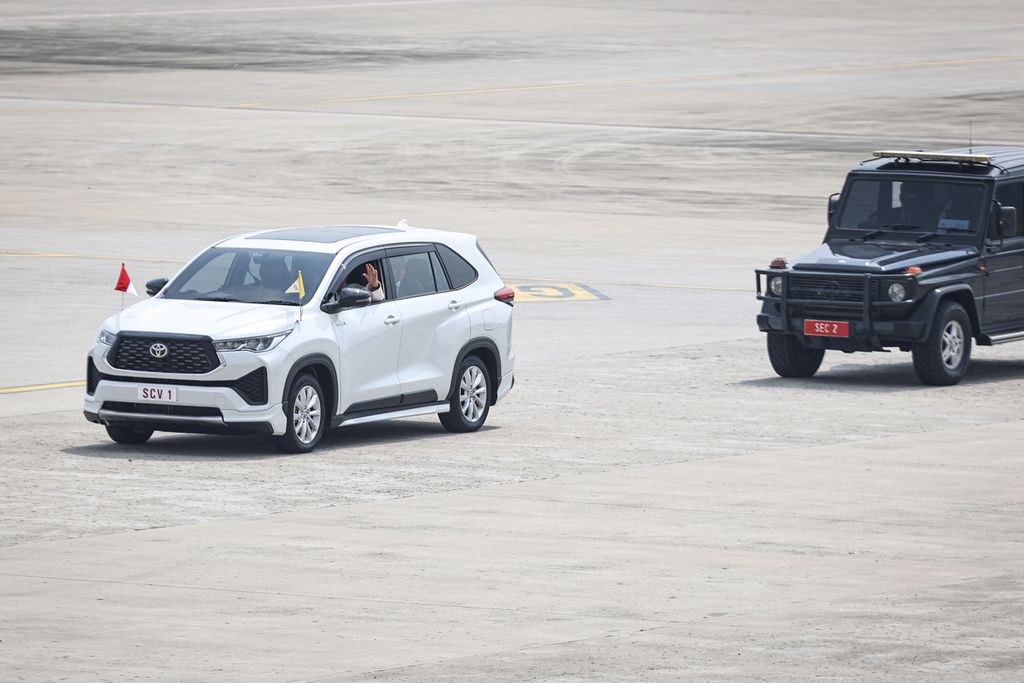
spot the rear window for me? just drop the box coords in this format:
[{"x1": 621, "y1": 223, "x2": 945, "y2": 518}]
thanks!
[{"x1": 436, "y1": 244, "x2": 478, "y2": 289}]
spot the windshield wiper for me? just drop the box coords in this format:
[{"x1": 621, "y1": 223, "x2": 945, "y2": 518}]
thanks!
[
  {"x1": 194, "y1": 296, "x2": 240, "y2": 302},
  {"x1": 916, "y1": 232, "x2": 938, "y2": 242},
  {"x1": 254, "y1": 299, "x2": 299, "y2": 306},
  {"x1": 880, "y1": 223, "x2": 928, "y2": 231}
]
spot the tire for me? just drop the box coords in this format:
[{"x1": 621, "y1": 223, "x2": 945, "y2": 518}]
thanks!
[
  {"x1": 439, "y1": 355, "x2": 491, "y2": 433},
  {"x1": 105, "y1": 424, "x2": 154, "y2": 445},
  {"x1": 767, "y1": 333, "x2": 825, "y2": 378},
  {"x1": 912, "y1": 301, "x2": 971, "y2": 386},
  {"x1": 276, "y1": 373, "x2": 326, "y2": 453}
]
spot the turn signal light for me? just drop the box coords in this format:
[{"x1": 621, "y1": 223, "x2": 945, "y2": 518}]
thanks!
[
  {"x1": 905, "y1": 266, "x2": 923, "y2": 275},
  {"x1": 770, "y1": 257, "x2": 788, "y2": 269},
  {"x1": 494, "y1": 287, "x2": 515, "y2": 306}
]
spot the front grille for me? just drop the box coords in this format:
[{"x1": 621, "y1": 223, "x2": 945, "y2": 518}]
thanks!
[
  {"x1": 102, "y1": 401, "x2": 222, "y2": 418},
  {"x1": 110, "y1": 335, "x2": 218, "y2": 374},
  {"x1": 788, "y1": 275, "x2": 865, "y2": 303}
]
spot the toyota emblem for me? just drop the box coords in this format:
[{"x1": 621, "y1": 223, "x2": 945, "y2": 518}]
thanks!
[{"x1": 149, "y1": 343, "x2": 169, "y2": 359}]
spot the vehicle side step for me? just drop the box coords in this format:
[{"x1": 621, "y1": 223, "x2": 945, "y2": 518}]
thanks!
[{"x1": 984, "y1": 330, "x2": 1024, "y2": 345}]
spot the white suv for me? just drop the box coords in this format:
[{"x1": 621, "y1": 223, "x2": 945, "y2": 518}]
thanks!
[{"x1": 84, "y1": 224, "x2": 516, "y2": 452}]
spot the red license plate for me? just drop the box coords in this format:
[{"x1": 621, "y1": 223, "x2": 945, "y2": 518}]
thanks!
[{"x1": 804, "y1": 320, "x2": 849, "y2": 337}]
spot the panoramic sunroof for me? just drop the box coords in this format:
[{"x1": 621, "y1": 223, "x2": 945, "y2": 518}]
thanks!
[{"x1": 248, "y1": 226, "x2": 398, "y2": 243}]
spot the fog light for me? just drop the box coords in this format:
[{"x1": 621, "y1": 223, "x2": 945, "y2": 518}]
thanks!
[
  {"x1": 888, "y1": 282, "x2": 907, "y2": 302},
  {"x1": 769, "y1": 277, "x2": 783, "y2": 296}
]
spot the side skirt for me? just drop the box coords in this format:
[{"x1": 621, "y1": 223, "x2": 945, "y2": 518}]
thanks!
[{"x1": 331, "y1": 401, "x2": 450, "y2": 428}]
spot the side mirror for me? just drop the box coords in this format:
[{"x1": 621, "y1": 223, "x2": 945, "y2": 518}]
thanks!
[
  {"x1": 145, "y1": 278, "x2": 168, "y2": 296},
  {"x1": 827, "y1": 193, "x2": 840, "y2": 228},
  {"x1": 999, "y1": 205, "x2": 1018, "y2": 238},
  {"x1": 320, "y1": 285, "x2": 372, "y2": 313}
]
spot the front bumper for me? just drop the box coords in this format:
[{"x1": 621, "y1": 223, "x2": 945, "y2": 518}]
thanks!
[
  {"x1": 84, "y1": 342, "x2": 289, "y2": 435},
  {"x1": 755, "y1": 269, "x2": 927, "y2": 349}
]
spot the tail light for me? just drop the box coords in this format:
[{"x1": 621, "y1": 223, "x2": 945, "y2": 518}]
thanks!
[{"x1": 494, "y1": 287, "x2": 515, "y2": 306}]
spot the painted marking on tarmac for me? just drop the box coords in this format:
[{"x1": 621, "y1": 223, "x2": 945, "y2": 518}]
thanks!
[
  {"x1": 509, "y1": 283, "x2": 609, "y2": 302},
  {"x1": 0, "y1": 380, "x2": 85, "y2": 395},
  {"x1": 222, "y1": 55, "x2": 1024, "y2": 109}
]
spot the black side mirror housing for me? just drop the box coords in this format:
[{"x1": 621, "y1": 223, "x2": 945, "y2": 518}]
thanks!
[
  {"x1": 145, "y1": 278, "x2": 168, "y2": 296},
  {"x1": 321, "y1": 285, "x2": 372, "y2": 314},
  {"x1": 827, "y1": 193, "x2": 840, "y2": 228},
  {"x1": 999, "y1": 205, "x2": 1018, "y2": 238}
]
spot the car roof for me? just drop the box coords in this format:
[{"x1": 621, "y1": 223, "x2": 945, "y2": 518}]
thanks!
[
  {"x1": 215, "y1": 223, "x2": 476, "y2": 255},
  {"x1": 856, "y1": 146, "x2": 1024, "y2": 179}
]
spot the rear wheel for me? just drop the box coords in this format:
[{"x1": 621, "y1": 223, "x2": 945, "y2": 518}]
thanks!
[
  {"x1": 912, "y1": 301, "x2": 971, "y2": 386},
  {"x1": 439, "y1": 356, "x2": 491, "y2": 433},
  {"x1": 276, "y1": 373, "x2": 326, "y2": 453},
  {"x1": 105, "y1": 424, "x2": 154, "y2": 445},
  {"x1": 767, "y1": 333, "x2": 825, "y2": 378}
]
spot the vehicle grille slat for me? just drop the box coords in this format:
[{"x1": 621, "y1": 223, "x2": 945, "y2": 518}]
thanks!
[
  {"x1": 788, "y1": 275, "x2": 864, "y2": 303},
  {"x1": 110, "y1": 336, "x2": 218, "y2": 374}
]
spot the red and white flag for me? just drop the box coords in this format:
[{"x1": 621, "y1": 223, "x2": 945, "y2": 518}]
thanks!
[{"x1": 115, "y1": 263, "x2": 138, "y2": 296}]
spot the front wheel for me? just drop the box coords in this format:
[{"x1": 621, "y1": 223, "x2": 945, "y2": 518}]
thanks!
[
  {"x1": 439, "y1": 356, "x2": 490, "y2": 433},
  {"x1": 766, "y1": 333, "x2": 825, "y2": 378},
  {"x1": 105, "y1": 424, "x2": 154, "y2": 445},
  {"x1": 276, "y1": 373, "x2": 326, "y2": 453},
  {"x1": 911, "y1": 301, "x2": 971, "y2": 386}
]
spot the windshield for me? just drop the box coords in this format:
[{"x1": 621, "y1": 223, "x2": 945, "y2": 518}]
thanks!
[
  {"x1": 836, "y1": 178, "x2": 988, "y2": 237},
  {"x1": 162, "y1": 247, "x2": 335, "y2": 305}
]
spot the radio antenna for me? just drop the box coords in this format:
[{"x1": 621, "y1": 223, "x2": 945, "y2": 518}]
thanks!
[{"x1": 969, "y1": 119, "x2": 973, "y2": 153}]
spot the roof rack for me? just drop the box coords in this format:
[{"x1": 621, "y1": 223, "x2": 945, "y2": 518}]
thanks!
[{"x1": 872, "y1": 150, "x2": 993, "y2": 164}]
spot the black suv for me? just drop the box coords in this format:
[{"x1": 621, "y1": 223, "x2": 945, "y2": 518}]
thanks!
[{"x1": 756, "y1": 147, "x2": 1024, "y2": 385}]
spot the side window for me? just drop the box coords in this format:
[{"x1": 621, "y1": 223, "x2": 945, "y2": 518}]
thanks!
[
  {"x1": 388, "y1": 252, "x2": 437, "y2": 299},
  {"x1": 995, "y1": 183, "x2": 1024, "y2": 238},
  {"x1": 436, "y1": 244, "x2": 478, "y2": 289},
  {"x1": 340, "y1": 257, "x2": 387, "y2": 300},
  {"x1": 429, "y1": 251, "x2": 450, "y2": 293}
]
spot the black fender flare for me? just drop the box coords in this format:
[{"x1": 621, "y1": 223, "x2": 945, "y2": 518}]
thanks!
[
  {"x1": 909, "y1": 284, "x2": 980, "y2": 341},
  {"x1": 282, "y1": 353, "x2": 339, "y2": 417},
  {"x1": 446, "y1": 338, "x2": 501, "y2": 402}
]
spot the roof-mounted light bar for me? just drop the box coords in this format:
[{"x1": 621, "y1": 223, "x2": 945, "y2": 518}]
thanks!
[{"x1": 872, "y1": 150, "x2": 993, "y2": 164}]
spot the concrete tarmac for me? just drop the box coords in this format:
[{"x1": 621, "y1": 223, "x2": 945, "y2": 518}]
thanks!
[{"x1": 2, "y1": 1, "x2": 1024, "y2": 680}]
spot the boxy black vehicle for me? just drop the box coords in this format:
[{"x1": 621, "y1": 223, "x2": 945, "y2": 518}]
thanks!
[{"x1": 755, "y1": 147, "x2": 1024, "y2": 386}]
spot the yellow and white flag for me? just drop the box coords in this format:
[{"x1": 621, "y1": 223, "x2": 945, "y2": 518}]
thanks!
[{"x1": 286, "y1": 270, "x2": 305, "y2": 300}]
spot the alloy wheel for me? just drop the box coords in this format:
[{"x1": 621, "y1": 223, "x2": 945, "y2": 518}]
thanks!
[
  {"x1": 459, "y1": 366, "x2": 488, "y2": 423},
  {"x1": 941, "y1": 320, "x2": 964, "y2": 369},
  {"x1": 292, "y1": 385, "x2": 322, "y2": 444}
]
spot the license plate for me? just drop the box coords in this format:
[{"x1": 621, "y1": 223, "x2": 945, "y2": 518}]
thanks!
[
  {"x1": 137, "y1": 385, "x2": 178, "y2": 403},
  {"x1": 804, "y1": 320, "x2": 850, "y2": 337}
]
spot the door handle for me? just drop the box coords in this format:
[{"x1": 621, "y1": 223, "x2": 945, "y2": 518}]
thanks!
[
  {"x1": 384, "y1": 315, "x2": 401, "y2": 326},
  {"x1": 448, "y1": 300, "x2": 463, "y2": 311}
]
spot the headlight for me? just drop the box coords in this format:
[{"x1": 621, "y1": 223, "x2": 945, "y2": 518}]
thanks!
[
  {"x1": 769, "y1": 276, "x2": 784, "y2": 296},
  {"x1": 213, "y1": 331, "x2": 290, "y2": 352},
  {"x1": 887, "y1": 282, "x2": 907, "y2": 302},
  {"x1": 97, "y1": 329, "x2": 117, "y2": 345}
]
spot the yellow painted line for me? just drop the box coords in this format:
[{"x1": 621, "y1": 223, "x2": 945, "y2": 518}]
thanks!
[
  {"x1": 0, "y1": 249, "x2": 182, "y2": 264},
  {"x1": 222, "y1": 55, "x2": 1024, "y2": 109},
  {"x1": 0, "y1": 250, "x2": 741, "y2": 294},
  {"x1": 0, "y1": 380, "x2": 85, "y2": 395}
]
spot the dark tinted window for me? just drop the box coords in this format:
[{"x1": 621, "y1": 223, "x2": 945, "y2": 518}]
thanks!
[
  {"x1": 429, "y1": 251, "x2": 450, "y2": 292},
  {"x1": 388, "y1": 252, "x2": 437, "y2": 299},
  {"x1": 836, "y1": 179, "x2": 987, "y2": 235},
  {"x1": 995, "y1": 183, "x2": 1024, "y2": 237},
  {"x1": 436, "y1": 244, "x2": 478, "y2": 289}
]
